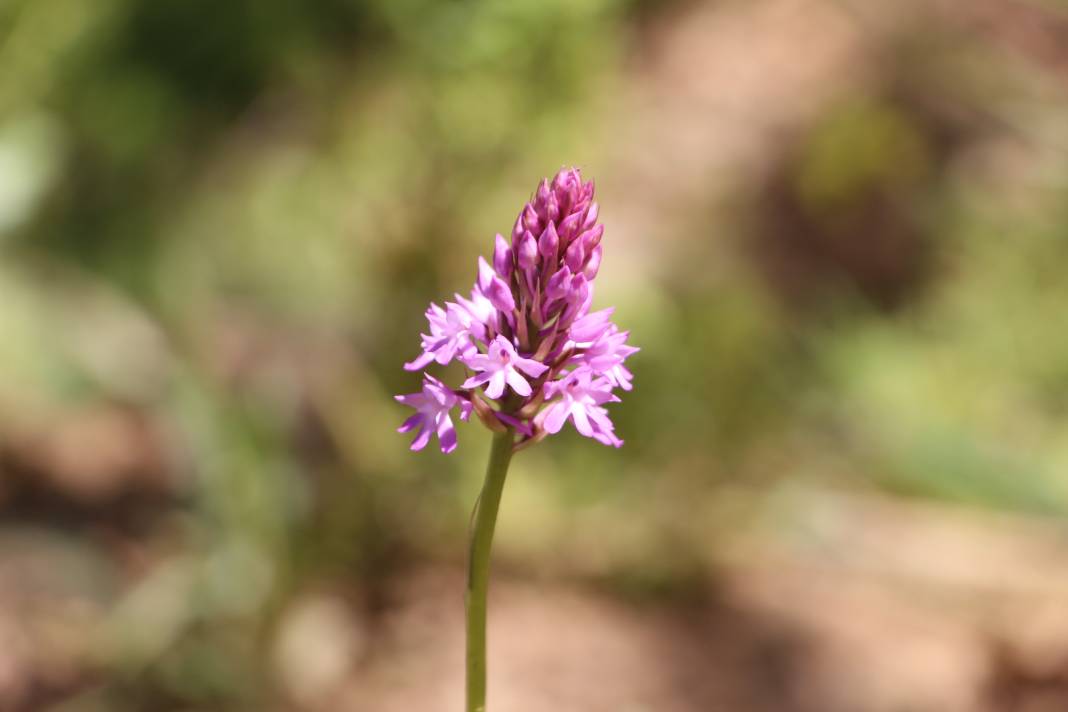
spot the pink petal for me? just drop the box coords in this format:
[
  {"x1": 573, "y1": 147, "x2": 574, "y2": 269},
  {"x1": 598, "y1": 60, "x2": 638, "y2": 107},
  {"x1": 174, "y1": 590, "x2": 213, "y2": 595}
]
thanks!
[
  {"x1": 462, "y1": 373, "x2": 492, "y2": 390},
  {"x1": 404, "y1": 352, "x2": 436, "y2": 371},
  {"x1": 410, "y1": 425, "x2": 432, "y2": 451},
  {"x1": 571, "y1": 405, "x2": 594, "y2": 437},
  {"x1": 485, "y1": 371, "x2": 506, "y2": 399},
  {"x1": 436, "y1": 413, "x2": 458, "y2": 454},
  {"x1": 505, "y1": 369, "x2": 532, "y2": 397},
  {"x1": 541, "y1": 401, "x2": 569, "y2": 434},
  {"x1": 395, "y1": 393, "x2": 427, "y2": 407},
  {"x1": 397, "y1": 413, "x2": 424, "y2": 434},
  {"x1": 514, "y1": 356, "x2": 549, "y2": 378}
]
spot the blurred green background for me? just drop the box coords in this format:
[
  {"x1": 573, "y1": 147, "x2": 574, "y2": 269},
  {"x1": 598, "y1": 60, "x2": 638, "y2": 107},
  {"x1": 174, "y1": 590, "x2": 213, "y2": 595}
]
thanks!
[{"x1": 3, "y1": 0, "x2": 1068, "y2": 710}]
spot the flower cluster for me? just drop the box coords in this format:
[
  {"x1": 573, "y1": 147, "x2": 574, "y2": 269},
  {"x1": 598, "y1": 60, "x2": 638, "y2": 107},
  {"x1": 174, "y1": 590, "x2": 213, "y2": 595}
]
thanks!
[{"x1": 396, "y1": 168, "x2": 637, "y2": 453}]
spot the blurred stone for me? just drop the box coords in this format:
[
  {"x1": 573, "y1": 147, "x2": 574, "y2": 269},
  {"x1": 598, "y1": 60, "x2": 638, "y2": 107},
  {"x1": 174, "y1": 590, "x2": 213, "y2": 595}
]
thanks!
[
  {"x1": 26, "y1": 407, "x2": 163, "y2": 503},
  {"x1": 0, "y1": 527, "x2": 113, "y2": 710},
  {"x1": 274, "y1": 591, "x2": 368, "y2": 709},
  {"x1": 0, "y1": 403, "x2": 174, "y2": 525}
]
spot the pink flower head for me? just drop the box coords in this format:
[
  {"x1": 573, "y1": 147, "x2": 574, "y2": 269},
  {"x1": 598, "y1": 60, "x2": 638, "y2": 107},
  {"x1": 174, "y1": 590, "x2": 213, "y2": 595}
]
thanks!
[
  {"x1": 397, "y1": 167, "x2": 636, "y2": 453},
  {"x1": 395, "y1": 374, "x2": 474, "y2": 453}
]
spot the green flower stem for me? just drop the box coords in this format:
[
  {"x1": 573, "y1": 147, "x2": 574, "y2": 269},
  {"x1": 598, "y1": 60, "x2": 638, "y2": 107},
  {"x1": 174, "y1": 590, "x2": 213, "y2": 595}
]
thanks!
[{"x1": 466, "y1": 428, "x2": 515, "y2": 712}]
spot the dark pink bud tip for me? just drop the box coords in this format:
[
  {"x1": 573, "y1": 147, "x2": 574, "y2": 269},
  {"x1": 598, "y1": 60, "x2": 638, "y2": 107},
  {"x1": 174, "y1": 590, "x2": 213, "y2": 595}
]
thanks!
[
  {"x1": 493, "y1": 233, "x2": 513, "y2": 278},
  {"x1": 538, "y1": 222, "x2": 559, "y2": 261}
]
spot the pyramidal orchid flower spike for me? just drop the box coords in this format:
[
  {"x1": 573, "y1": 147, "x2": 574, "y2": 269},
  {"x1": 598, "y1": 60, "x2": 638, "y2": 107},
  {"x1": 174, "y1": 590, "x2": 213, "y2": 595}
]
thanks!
[
  {"x1": 396, "y1": 167, "x2": 636, "y2": 454},
  {"x1": 395, "y1": 167, "x2": 636, "y2": 712}
]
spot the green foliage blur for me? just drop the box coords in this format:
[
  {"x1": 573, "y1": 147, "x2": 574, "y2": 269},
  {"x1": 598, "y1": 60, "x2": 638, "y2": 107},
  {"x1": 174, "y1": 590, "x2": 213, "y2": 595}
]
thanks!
[{"x1": 2, "y1": 0, "x2": 1068, "y2": 709}]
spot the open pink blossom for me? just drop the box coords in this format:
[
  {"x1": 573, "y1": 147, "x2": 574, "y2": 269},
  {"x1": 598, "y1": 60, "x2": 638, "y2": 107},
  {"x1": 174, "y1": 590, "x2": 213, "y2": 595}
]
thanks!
[
  {"x1": 395, "y1": 374, "x2": 473, "y2": 453},
  {"x1": 461, "y1": 336, "x2": 548, "y2": 399},
  {"x1": 535, "y1": 367, "x2": 623, "y2": 447},
  {"x1": 572, "y1": 324, "x2": 639, "y2": 392}
]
